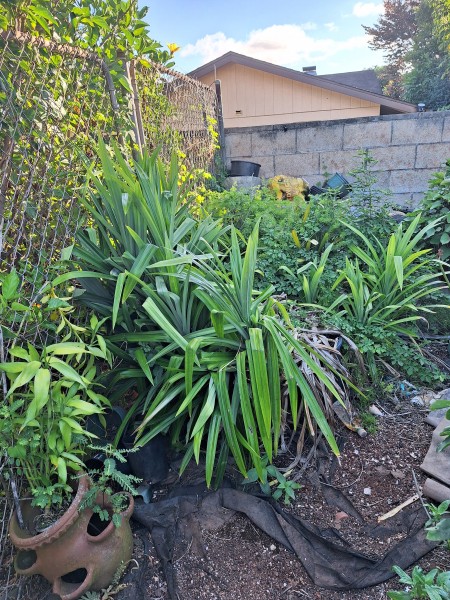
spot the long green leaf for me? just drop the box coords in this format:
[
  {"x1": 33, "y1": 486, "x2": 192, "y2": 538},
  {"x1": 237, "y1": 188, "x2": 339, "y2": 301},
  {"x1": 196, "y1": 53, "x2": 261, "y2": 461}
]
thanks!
[
  {"x1": 214, "y1": 370, "x2": 247, "y2": 476},
  {"x1": 247, "y1": 328, "x2": 272, "y2": 459},
  {"x1": 205, "y1": 411, "x2": 222, "y2": 487},
  {"x1": 191, "y1": 379, "x2": 216, "y2": 438},
  {"x1": 142, "y1": 297, "x2": 188, "y2": 351},
  {"x1": 237, "y1": 351, "x2": 263, "y2": 479}
]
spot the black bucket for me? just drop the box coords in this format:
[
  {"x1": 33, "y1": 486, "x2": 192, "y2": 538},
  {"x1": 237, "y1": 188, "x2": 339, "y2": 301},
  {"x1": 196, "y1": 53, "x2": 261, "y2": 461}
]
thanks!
[{"x1": 230, "y1": 160, "x2": 261, "y2": 177}]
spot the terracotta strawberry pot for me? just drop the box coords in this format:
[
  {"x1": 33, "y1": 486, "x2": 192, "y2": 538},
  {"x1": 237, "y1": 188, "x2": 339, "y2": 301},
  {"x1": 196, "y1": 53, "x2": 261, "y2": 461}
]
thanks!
[{"x1": 9, "y1": 475, "x2": 134, "y2": 600}]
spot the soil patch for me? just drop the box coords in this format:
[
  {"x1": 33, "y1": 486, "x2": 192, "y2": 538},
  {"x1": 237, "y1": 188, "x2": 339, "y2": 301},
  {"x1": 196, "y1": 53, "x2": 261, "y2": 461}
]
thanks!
[{"x1": 1, "y1": 399, "x2": 448, "y2": 600}]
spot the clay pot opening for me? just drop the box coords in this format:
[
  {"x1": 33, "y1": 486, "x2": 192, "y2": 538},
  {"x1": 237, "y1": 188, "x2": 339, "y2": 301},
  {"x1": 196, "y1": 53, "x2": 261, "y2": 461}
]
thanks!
[
  {"x1": 15, "y1": 549, "x2": 37, "y2": 572},
  {"x1": 56, "y1": 567, "x2": 92, "y2": 599},
  {"x1": 61, "y1": 567, "x2": 88, "y2": 584},
  {"x1": 87, "y1": 511, "x2": 111, "y2": 537}
]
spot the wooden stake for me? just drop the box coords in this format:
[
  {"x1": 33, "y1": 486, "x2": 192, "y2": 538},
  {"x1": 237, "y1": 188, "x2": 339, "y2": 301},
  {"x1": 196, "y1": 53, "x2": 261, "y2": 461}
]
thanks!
[{"x1": 377, "y1": 494, "x2": 420, "y2": 522}]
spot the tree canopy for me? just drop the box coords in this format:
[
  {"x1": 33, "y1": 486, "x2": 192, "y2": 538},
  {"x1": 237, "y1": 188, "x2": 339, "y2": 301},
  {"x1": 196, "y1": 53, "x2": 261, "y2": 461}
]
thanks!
[{"x1": 363, "y1": 0, "x2": 450, "y2": 109}]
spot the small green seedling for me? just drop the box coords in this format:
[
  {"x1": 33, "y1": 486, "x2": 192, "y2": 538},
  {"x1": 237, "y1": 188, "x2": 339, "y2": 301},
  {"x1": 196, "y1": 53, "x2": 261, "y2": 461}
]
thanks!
[
  {"x1": 387, "y1": 565, "x2": 450, "y2": 600},
  {"x1": 425, "y1": 500, "x2": 450, "y2": 550},
  {"x1": 242, "y1": 457, "x2": 301, "y2": 505}
]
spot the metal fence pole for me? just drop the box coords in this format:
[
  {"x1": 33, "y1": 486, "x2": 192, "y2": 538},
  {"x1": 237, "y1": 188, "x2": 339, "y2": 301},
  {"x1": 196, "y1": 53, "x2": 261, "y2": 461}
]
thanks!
[{"x1": 215, "y1": 79, "x2": 227, "y2": 171}]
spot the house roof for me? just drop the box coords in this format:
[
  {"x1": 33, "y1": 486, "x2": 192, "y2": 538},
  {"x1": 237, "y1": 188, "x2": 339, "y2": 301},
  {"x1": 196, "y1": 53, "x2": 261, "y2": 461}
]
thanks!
[
  {"x1": 188, "y1": 52, "x2": 416, "y2": 114},
  {"x1": 320, "y1": 70, "x2": 382, "y2": 94}
]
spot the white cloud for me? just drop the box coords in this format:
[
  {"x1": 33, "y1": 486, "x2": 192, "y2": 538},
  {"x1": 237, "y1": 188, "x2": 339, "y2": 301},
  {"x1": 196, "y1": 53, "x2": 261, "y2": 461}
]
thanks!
[
  {"x1": 325, "y1": 22, "x2": 339, "y2": 32},
  {"x1": 181, "y1": 24, "x2": 370, "y2": 70},
  {"x1": 352, "y1": 2, "x2": 384, "y2": 18}
]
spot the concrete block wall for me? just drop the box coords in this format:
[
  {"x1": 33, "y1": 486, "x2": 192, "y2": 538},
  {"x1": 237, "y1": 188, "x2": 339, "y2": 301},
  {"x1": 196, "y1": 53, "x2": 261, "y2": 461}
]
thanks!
[{"x1": 224, "y1": 110, "x2": 450, "y2": 209}]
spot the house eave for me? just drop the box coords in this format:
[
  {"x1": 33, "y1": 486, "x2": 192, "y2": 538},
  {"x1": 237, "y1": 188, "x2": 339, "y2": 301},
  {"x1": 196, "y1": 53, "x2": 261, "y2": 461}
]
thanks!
[{"x1": 188, "y1": 51, "x2": 417, "y2": 114}]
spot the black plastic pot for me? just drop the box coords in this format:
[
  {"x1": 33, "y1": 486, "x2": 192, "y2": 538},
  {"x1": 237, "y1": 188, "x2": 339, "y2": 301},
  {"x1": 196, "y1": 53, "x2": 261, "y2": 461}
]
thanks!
[
  {"x1": 85, "y1": 406, "x2": 126, "y2": 445},
  {"x1": 323, "y1": 172, "x2": 351, "y2": 199},
  {"x1": 230, "y1": 160, "x2": 261, "y2": 177},
  {"x1": 122, "y1": 430, "x2": 169, "y2": 485}
]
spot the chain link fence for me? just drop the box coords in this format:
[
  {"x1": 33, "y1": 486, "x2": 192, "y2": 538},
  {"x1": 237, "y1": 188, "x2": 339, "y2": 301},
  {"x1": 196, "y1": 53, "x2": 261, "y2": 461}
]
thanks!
[
  {"x1": 0, "y1": 29, "x2": 219, "y2": 599},
  {"x1": 0, "y1": 30, "x2": 219, "y2": 342}
]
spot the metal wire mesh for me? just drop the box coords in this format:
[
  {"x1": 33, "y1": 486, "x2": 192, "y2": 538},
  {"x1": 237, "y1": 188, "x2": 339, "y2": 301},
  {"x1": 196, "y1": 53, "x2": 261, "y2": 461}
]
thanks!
[
  {"x1": 136, "y1": 61, "x2": 219, "y2": 172},
  {"x1": 0, "y1": 33, "x2": 219, "y2": 344},
  {"x1": 0, "y1": 31, "x2": 121, "y2": 346},
  {"x1": 0, "y1": 31, "x2": 219, "y2": 599}
]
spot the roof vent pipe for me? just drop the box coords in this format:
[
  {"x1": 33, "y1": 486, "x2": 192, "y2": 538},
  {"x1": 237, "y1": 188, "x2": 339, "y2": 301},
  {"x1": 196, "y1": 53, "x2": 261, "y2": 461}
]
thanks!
[{"x1": 302, "y1": 66, "x2": 317, "y2": 75}]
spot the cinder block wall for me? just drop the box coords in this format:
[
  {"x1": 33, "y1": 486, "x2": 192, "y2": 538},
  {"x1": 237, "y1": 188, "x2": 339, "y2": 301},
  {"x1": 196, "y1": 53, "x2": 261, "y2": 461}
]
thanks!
[{"x1": 224, "y1": 110, "x2": 450, "y2": 209}]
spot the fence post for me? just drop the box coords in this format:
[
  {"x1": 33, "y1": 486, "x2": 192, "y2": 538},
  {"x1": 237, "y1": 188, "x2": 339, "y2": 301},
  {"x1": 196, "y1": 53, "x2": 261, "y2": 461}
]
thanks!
[
  {"x1": 215, "y1": 79, "x2": 227, "y2": 172},
  {"x1": 126, "y1": 60, "x2": 146, "y2": 155}
]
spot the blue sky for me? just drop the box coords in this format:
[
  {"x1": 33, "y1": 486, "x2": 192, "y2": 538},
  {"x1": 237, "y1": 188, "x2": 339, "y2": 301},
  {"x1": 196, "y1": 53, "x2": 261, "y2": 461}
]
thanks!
[{"x1": 145, "y1": 1, "x2": 387, "y2": 75}]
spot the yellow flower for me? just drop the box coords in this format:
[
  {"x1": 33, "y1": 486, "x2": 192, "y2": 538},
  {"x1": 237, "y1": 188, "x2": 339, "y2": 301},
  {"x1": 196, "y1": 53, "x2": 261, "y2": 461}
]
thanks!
[{"x1": 167, "y1": 43, "x2": 180, "y2": 54}]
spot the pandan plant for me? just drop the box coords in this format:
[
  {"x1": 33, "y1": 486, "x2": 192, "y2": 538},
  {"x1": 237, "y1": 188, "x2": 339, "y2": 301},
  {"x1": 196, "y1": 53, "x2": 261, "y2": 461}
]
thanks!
[{"x1": 62, "y1": 140, "x2": 353, "y2": 487}]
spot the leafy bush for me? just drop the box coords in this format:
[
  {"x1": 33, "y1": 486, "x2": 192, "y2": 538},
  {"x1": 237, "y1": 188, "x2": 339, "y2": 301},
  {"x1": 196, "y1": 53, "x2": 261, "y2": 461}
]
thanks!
[
  {"x1": 68, "y1": 143, "x2": 350, "y2": 486},
  {"x1": 346, "y1": 148, "x2": 393, "y2": 226},
  {"x1": 425, "y1": 500, "x2": 450, "y2": 548},
  {"x1": 326, "y1": 318, "x2": 446, "y2": 387},
  {"x1": 0, "y1": 329, "x2": 111, "y2": 508},
  {"x1": 201, "y1": 185, "x2": 306, "y2": 294},
  {"x1": 202, "y1": 183, "x2": 397, "y2": 298},
  {"x1": 290, "y1": 215, "x2": 448, "y2": 386},
  {"x1": 412, "y1": 159, "x2": 450, "y2": 260},
  {"x1": 326, "y1": 215, "x2": 443, "y2": 332}
]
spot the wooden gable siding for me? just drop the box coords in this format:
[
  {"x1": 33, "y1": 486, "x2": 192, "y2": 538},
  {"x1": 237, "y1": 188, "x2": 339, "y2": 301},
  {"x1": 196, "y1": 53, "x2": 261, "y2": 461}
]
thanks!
[{"x1": 198, "y1": 63, "x2": 380, "y2": 127}]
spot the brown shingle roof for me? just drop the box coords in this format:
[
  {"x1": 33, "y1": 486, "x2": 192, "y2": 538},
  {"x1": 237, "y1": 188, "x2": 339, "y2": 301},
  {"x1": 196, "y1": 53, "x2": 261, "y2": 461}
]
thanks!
[{"x1": 319, "y1": 70, "x2": 382, "y2": 95}]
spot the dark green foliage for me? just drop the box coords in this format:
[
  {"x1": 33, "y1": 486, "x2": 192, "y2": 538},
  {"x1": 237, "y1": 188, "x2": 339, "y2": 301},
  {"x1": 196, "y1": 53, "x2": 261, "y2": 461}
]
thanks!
[
  {"x1": 402, "y1": 0, "x2": 450, "y2": 110},
  {"x1": 330, "y1": 318, "x2": 445, "y2": 387},
  {"x1": 242, "y1": 456, "x2": 301, "y2": 505},
  {"x1": 365, "y1": 0, "x2": 450, "y2": 110},
  {"x1": 201, "y1": 186, "x2": 305, "y2": 294},
  {"x1": 68, "y1": 143, "x2": 349, "y2": 488},
  {"x1": 291, "y1": 213, "x2": 448, "y2": 387},
  {"x1": 412, "y1": 160, "x2": 450, "y2": 260},
  {"x1": 202, "y1": 176, "x2": 397, "y2": 297}
]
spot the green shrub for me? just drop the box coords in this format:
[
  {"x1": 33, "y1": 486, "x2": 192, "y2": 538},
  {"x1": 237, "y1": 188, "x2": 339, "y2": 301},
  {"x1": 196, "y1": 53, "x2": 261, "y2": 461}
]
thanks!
[
  {"x1": 388, "y1": 565, "x2": 450, "y2": 600},
  {"x1": 292, "y1": 215, "x2": 448, "y2": 386},
  {"x1": 202, "y1": 185, "x2": 306, "y2": 294},
  {"x1": 67, "y1": 143, "x2": 349, "y2": 486},
  {"x1": 412, "y1": 159, "x2": 450, "y2": 260},
  {"x1": 202, "y1": 184, "x2": 397, "y2": 297}
]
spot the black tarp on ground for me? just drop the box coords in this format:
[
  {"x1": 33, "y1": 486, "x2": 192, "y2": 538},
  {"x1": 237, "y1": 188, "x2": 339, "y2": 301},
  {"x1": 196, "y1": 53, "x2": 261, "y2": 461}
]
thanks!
[{"x1": 130, "y1": 485, "x2": 437, "y2": 599}]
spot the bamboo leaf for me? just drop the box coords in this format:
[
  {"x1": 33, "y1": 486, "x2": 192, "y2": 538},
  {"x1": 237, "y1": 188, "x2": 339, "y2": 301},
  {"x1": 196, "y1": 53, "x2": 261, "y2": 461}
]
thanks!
[
  {"x1": 46, "y1": 342, "x2": 88, "y2": 356},
  {"x1": 48, "y1": 358, "x2": 87, "y2": 387},
  {"x1": 6, "y1": 361, "x2": 41, "y2": 396},
  {"x1": 57, "y1": 457, "x2": 68, "y2": 484}
]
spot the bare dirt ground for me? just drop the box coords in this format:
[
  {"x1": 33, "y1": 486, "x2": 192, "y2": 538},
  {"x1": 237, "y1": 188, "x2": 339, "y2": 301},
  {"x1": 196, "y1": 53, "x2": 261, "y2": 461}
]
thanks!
[{"x1": 1, "y1": 395, "x2": 448, "y2": 600}]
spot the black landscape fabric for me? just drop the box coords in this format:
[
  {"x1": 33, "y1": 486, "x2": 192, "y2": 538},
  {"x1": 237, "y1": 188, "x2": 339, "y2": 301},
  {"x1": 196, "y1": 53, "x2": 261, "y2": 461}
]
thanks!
[{"x1": 132, "y1": 485, "x2": 438, "y2": 598}]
